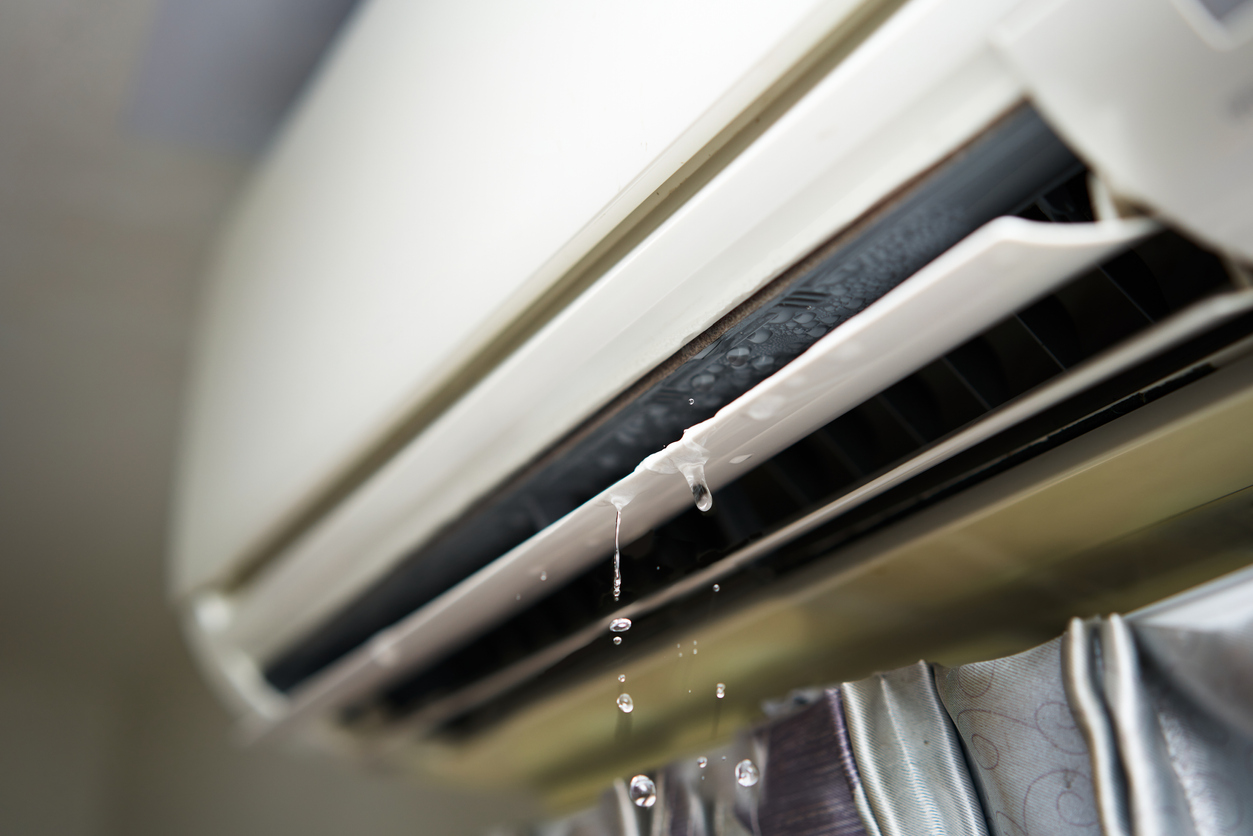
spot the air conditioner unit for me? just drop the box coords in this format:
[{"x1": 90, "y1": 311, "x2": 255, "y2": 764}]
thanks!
[{"x1": 171, "y1": 0, "x2": 1253, "y2": 809}]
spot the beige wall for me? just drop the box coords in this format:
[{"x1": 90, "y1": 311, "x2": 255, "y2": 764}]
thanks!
[{"x1": 0, "y1": 638, "x2": 537, "y2": 836}]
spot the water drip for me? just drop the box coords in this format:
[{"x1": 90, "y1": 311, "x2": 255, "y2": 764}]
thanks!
[
  {"x1": 640, "y1": 430, "x2": 713, "y2": 513},
  {"x1": 629, "y1": 775, "x2": 656, "y2": 808},
  {"x1": 613, "y1": 506, "x2": 622, "y2": 601},
  {"x1": 692, "y1": 481, "x2": 712, "y2": 512},
  {"x1": 606, "y1": 493, "x2": 633, "y2": 603}
]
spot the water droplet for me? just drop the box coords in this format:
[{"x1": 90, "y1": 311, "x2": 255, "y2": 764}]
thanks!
[
  {"x1": 618, "y1": 674, "x2": 626, "y2": 683},
  {"x1": 688, "y1": 398, "x2": 695, "y2": 405},
  {"x1": 691, "y1": 373, "x2": 717, "y2": 392},
  {"x1": 693, "y1": 649, "x2": 697, "y2": 655},
  {"x1": 697, "y1": 756, "x2": 707, "y2": 768},
  {"x1": 629, "y1": 774, "x2": 656, "y2": 808},
  {"x1": 713, "y1": 584, "x2": 720, "y2": 592},
  {"x1": 748, "y1": 328, "x2": 770, "y2": 344},
  {"x1": 725, "y1": 347, "x2": 751, "y2": 367},
  {"x1": 613, "y1": 636, "x2": 622, "y2": 645},
  {"x1": 716, "y1": 683, "x2": 726, "y2": 699},
  {"x1": 692, "y1": 481, "x2": 713, "y2": 512},
  {"x1": 617, "y1": 693, "x2": 634, "y2": 714},
  {"x1": 540, "y1": 571, "x2": 547, "y2": 581},
  {"x1": 610, "y1": 618, "x2": 632, "y2": 633},
  {"x1": 729, "y1": 454, "x2": 752, "y2": 465},
  {"x1": 735, "y1": 759, "x2": 760, "y2": 787}
]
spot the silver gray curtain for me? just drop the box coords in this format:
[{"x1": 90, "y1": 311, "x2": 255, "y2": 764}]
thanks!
[{"x1": 525, "y1": 565, "x2": 1253, "y2": 836}]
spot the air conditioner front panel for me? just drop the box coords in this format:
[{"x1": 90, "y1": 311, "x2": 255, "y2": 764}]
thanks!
[{"x1": 171, "y1": 0, "x2": 882, "y2": 596}]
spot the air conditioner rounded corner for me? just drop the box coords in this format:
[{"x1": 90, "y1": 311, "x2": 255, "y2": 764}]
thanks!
[
  {"x1": 991, "y1": 0, "x2": 1253, "y2": 262},
  {"x1": 180, "y1": 593, "x2": 289, "y2": 727}
]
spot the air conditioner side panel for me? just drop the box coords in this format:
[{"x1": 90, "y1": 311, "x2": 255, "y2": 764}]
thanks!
[{"x1": 995, "y1": 0, "x2": 1253, "y2": 258}]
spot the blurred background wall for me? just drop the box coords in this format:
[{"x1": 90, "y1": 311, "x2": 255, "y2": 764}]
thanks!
[{"x1": 0, "y1": 0, "x2": 536, "y2": 832}]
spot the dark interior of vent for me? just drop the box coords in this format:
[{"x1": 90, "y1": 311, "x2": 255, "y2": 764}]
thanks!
[{"x1": 352, "y1": 213, "x2": 1238, "y2": 728}]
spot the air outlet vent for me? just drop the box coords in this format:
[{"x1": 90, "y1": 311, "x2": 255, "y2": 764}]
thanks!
[
  {"x1": 352, "y1": 225, "x2": 1240, "y2": 728},
  {"x1": 262, "y1": 106, "x2": 1084, "y2": 695}
]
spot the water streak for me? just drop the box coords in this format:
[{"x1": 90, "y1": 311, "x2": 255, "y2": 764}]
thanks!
[{"x1": 613, "y1": 506, "x2": 622, "y2": 601}]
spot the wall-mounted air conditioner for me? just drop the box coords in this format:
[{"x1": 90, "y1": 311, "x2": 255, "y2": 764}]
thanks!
[{"x1": 171, "y1": 0, "x2": 1253, "y2": 803}]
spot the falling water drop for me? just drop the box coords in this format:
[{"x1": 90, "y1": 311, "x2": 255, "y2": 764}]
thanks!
[
  {"x1": 629, "y1": 775, "x2": 657, "y2": 808},
  {"x1": 613, "y1": 636, "x2": 622, "y2": 645},
  {"x1": 735, "y1": 759, "x2": 760, "y2": 787},
  {"x1": 617, "y1": 693, "x2": 634, "y2": 714},
  {"x1": 713, "y1": 584, "x2": 720, "y2": 592},
  {"x1": 540, "y1": 571, "x2": 547, "y2": 581},
  {"x1": 610, "y1": 618, "x2": 632, "y2": 633},
  {"x1": 716, "y1": 683, "x2": 726, "y2": 699},
  {"x1": 618, "y1": 674, "x2": 626, "y2": 683},
  {"x1": 697, "y1": 756, "x2": 707, "y2": 769},
  {"x1": 692, "y1": 481, "x2": 713, "y2": 513},
  {"x1": 688, "y1": 398, "x2": 695, "y2": 405}
]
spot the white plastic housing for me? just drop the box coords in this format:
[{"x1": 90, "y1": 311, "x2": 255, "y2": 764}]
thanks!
[{"x1": 172, "y1": 0, "x2": 865, "y2": 594}]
